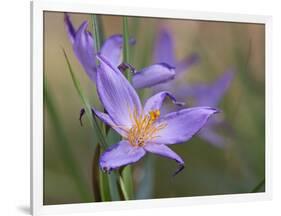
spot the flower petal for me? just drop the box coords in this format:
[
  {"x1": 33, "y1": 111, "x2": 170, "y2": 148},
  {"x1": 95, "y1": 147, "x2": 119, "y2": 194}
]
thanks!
[
  {"x1": 154, "y1": 28, "x2": 176, "y2": 66},
  {"x1": 72, "y1": 21, "x2": 97, "y2": 82},
  {"x1": 100, "y1": 35, "x2": 123, "y2": 67},
  {"x1": 100, "y1": 140, "x2": 146, "y2": 171},
  {"x1": 144, "y1": 143, "x2": 184, "y2": 164},
  {"x1": 132, "y1": 63, "x2": 176, "y2": 89},
  {"x1": 153, "y1": 107, "x2": 218, "y2": 144},
  {"x1": 175, "y1": 53, "x2": 200, "y2": 74},
  {"x1": 181, "y1": 69, "x2": 234, "y2": 107},
  {"x1": 144, "y1": 143, "x2": 184, "y2": 175},
  {"x1": 92, "y1": 108, "x2": 127, "y2": 137},
  {"x1": 100, "y1": 35, "x2": 135, "y2": 67},
  {"x1": 203, "y1": 69, "x2": 234, "y2": 107},
  {"x1": 96, "y1": 54, "x2": 142, "y2": 128},
  {"x1": 64, "y1": 13, "x2": 76, "y2": 44},
  {"x1": 144, "y1": 91, "x2": 184, "y2": 113}
]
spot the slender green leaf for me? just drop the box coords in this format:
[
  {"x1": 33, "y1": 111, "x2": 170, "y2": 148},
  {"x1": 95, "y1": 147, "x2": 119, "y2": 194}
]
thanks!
[
  {"x1": 123, "y1": 16, "x2": 131, "y2": 80},
  {"x1": 251, "y1": 178, "x2": 265, "y2": 193},
  {"x1": 122, "y1": 166, "x2": 134, "y2": 199},
  {"x1": 99, "y1": 170, "x2": 111, "y2": 201},
  {"x1": 119, "y1": 175, "x2": 130, "y2": 200},
  {"x1": 121, "y1": 16, "x2": 136, "y2": 199},
  {"x1": 44, "y1": 80, "x2": 92, "y2": 202},
  {"x1": 62, "y1": 49, "x2": 107, "y2": 149},
  {"x1": 91, "y1": 14, "x2": 118, "y2": 202},
  {"x1": 108, "y1": 172, "x2": 121, "y2": 201},
  {"x1": 105, "y1": 129, "x2": 122, "y2": 201},
  {"x1": 92, "y1": 14, "x2": 104, "y2": 52},
  {"x1": 136, "y1": 155, "x2": 155, "y2": 199},
  {"x1": 92, "y1": 145, "x2": 102, "y2": 202}
]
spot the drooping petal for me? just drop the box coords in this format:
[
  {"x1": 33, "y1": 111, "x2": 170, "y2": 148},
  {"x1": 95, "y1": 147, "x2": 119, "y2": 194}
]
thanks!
[
  {"x1": 92, "y1": 108, "x2": 127, "y2": 137},
  {"x1": 100, "y1": 35, "x2": 123, "y2": 67},
  {"x1": 96, "y1": 54, "x2": 142, "y2": 128},
  {"x1": 180, "y1": 69, "x2": 234, "y2": 107},
  {"x1": 144, "y1": 143, "x2": 184, "y2": 175},
  {"x1": 153, "y1": 107, "x2": 218, "y2": 144},
  {"x1": 100, "y1": 35, "x2": 135, "y2": 67},
  {"x1": 132, "y1": 63, "x2": 176, "y2": 89},
  {"x1": 154, "y1": 28, "x2": 176, "y2": 66},
  {"x1": 100, "y1": 140, "x2": 146, "y2": 171},
  {"x1": 72, "y1": 21, "x2": 97, "y2": 82},
  {"x1": 64, "y1": 13, "x2": 76, "y2": 44},
  {"x1": 144, "y1": 143, "x2": 184, "y2": 164},
  {"x1": 144, "y1": 91, "x2": 184, "y2": 113},
  {"x1": 204, "y1": 69, "x2": 234, "y2": 107},
  {"x1": 175, "y1": 53, "x2": 200, "y2": 74}
]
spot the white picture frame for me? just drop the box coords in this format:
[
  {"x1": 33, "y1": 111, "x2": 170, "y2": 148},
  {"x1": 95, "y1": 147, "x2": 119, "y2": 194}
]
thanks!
[{"x1": 31, "y1": 0, "x2": 272, "y2": 215}]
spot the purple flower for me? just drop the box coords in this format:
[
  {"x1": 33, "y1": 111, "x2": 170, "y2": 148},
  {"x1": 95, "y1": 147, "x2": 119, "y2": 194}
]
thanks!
[
  {"x1": 154, "y1": 28, "x2": 199, "y2": 75},
  {"x1": 65, "y1": 14, "x2": 176, "y2": 87},
  {"x1": 93, "y1": 54, "x2": 218, "y2": 174},
  {"x1": 149, "y1": 28, "x2": 235, "y2": 148},
  {"x1": 64, "y1": 13, "x2": 97, "y2": 81},
  {"x1": 171, "y1": 69, "x2": 235, "y2": 148},
  {"x1": 131, "y1": 28, "x2": 199, "y2": 89}
]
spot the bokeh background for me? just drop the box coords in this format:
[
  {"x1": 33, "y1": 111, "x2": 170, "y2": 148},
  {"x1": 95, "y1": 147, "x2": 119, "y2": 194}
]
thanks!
[{"x1": 43, "y1": 11, "x2": 265, "y2": 205}]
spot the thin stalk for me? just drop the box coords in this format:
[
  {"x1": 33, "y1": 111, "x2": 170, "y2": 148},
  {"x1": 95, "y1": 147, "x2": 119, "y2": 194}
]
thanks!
[
  {"x1": 91, "y1": 15, "x2": 117, "y2": 202},
  {"x1": 92, "y1": 14, "x2": 104, "y2": 53},
  {"x1": 99, "y1": 172, "x2": 111, "y2": 201},
  {"x1": 121, "y1": 16, "x2": 135, "y2": 200},
  {"x1": 251, "y1": 178, "x2": 265, "y2": 193},
  {"x1": 123, "y1": 16, "x2": 131, "y2": 80},
  {"x1": 62, "y1": 49, "x2": 107, "y2": 149},
  {"x1": 122, "y1": 166, "x2": 134, "y2": 199},
  {"x1": 92, "y1": 145, "x2": 102, "y2": 202},
  {"x1": 92, "y1": 14, "x2": 107, "y2": 136},
  {"x1": 119, "y1": 175, "x2": 130, "y2": 200}
]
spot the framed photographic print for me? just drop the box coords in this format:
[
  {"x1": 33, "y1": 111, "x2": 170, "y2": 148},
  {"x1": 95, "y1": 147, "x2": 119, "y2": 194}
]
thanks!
[{"x1": 31, "y1": 0, "x2": 272, "y2": 215}]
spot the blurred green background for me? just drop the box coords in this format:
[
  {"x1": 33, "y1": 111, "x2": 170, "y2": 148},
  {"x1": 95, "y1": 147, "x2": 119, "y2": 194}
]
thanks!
[{"x1": 43, "y1": 11, "x2": 265, "y2": 205}]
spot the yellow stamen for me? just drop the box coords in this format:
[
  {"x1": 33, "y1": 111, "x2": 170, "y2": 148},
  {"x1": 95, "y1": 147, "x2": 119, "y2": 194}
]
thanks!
[{"x1": 126, "y1": 109, "x2": 166, "y2": 147}]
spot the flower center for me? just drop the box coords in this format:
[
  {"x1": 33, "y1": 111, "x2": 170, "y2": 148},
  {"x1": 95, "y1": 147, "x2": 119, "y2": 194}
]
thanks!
[{"x1": 126, "y1": 109, "x2": 166, "y2": 147}]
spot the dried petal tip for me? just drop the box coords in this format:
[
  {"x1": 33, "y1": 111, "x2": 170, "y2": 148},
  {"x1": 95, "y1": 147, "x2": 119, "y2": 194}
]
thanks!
[
  {"x1": 173, "y1": 164, "x2": 185, "y2": 176},
  {"x1": 118, "y1": 62, "x2": 137, "y2": 74},
  {"x1": 79, "y1": 108, "x2": 85, "y2": 126}
]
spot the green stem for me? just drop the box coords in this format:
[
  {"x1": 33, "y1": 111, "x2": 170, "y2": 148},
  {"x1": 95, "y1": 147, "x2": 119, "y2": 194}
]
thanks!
[
  {"x1": 119, "y1": 175, "x2": 130, "y2": 200},
  {"x1": 62, "y1": 49, "x2": 107, "y2": 149},
  {"x1": 92, "y1": 14, "x2": 104, "y2": 53},
  {"x1": 122, "y1": 166, "x2": 134, "y2": 199},
  {"x1": 251, "y1": 178, "x2": 265, "y2": 193},
  {"x1": 92, "y1": 145, "x2": 102, "y2": 202},
  {"x1": 123, "y1": 16, "x2": 131, "y2": 80}
]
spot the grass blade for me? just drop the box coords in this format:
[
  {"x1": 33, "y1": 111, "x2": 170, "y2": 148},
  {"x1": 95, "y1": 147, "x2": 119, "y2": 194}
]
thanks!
[
  {"x1": 118, "y1": 175, "x2": 130, "y2": 200},
  {"x1": 251, "y1": 178, "x2": 265, "y2": 193},
  {"x1": 92, "y1": 14, "x2": 104, "y2": 52},
  {"x1": 92, "y1": 145, "x2": 102, "y2": 202},
  {"x1": 62, "y1": 48, "x2": 107, "y2": 148},
  {"x1": 121, "y1": 16, "x2": 135, "y2": 200},
  {"x1": 99, "y1": 171, "x2": 111, "y2": 201},
  {"x1": 123, "y1": 16, "x2": 131, "y2": 80},
  {"x1": 122, "y1": 166, "x2": 134, "y2": 199},
  {"x1": 136, "y1": 155, "x2": 155, "y2": 199},
  {"x1": 91, "y1": 14, "x2": 119, "y2": 202}
]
